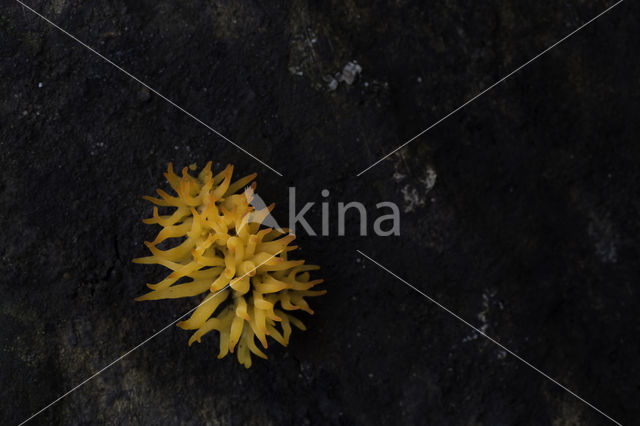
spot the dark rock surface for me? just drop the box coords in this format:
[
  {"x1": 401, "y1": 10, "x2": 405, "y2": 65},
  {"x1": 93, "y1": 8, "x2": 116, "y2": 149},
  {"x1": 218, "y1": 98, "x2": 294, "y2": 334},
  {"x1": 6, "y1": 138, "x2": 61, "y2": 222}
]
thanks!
[{"x1": 1, "y1": 0, "x2": 639, "y2": 424}]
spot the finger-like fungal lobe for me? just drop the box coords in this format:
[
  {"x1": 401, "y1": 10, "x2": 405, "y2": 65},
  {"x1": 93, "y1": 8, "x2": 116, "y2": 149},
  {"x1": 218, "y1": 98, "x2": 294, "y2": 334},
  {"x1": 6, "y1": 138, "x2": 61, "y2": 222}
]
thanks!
[{"x1": 133, "y1": 162, "x2": 325, "y2": 368}]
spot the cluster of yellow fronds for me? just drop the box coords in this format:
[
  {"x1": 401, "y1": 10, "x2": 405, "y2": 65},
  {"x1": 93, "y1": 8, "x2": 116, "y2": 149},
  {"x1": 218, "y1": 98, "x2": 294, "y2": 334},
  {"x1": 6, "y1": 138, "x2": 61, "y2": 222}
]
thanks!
[{"x1": 133, "y1": 162, "x2": 325, "y2": 367}]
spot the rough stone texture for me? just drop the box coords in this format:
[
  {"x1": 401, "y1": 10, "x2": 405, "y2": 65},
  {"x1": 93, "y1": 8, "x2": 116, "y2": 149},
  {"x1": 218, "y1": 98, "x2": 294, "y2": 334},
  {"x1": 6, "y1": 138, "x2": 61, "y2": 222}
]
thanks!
[{"x1": 1, "y1": 0, "x2": 639, "y2": 425}]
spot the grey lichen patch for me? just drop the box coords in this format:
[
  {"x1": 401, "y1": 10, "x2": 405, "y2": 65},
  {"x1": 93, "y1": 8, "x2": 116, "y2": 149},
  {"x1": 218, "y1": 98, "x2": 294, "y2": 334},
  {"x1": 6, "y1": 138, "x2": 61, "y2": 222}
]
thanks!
[
  {"x1": 551, "y1": 393, "x2": 587, "y2": 426},
  {"x1": 288, "y1": 26, "x2": 349, "y2": 92},
  {"x1": 422, "y1": 166, "x2": 437, "y2": 192},
  {"x1": 288, "y1": 20, "x2": 319, "y2": 76},
  {"x1": 392, "y1": 151, "x2": 437, "y2": 213},
  {"x1": 461, "y1": 289, "x2": 503, "y2": 346},
  {"x1": 400, "y1": 185, "x2": 425, "y2": 212},
  {"x1": 51, "y1": 0, "x2": 68, "y2": 15},
  {"x1": 324, "y1": 60, "x2": 363, "y2": 91},
  {"x1": 287, "y1": 1, "x2": 362, "y2": 92},
  {"x1": 287, "y1": 1, "x2": 325, "y2": 89}
]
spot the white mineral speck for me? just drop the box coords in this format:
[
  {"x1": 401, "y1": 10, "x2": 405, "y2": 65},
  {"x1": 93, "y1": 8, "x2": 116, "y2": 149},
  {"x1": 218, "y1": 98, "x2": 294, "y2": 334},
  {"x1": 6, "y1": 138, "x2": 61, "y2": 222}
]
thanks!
[{"x1": 338, "y1": 61, "x2": 362, "y2": 85}]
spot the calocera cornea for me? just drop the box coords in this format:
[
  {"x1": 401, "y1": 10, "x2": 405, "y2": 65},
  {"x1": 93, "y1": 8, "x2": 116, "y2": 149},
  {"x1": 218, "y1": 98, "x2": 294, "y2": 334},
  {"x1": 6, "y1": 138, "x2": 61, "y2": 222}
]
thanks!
[{"x1": 133, "y1": 162, "x2": 325, "y2": 367}]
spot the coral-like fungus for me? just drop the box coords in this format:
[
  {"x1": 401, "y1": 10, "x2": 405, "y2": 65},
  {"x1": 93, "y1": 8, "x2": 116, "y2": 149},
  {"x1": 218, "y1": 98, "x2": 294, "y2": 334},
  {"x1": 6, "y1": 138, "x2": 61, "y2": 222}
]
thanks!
[{"x1": 133, "y1": 162, "x2": 325, "y2": 367}]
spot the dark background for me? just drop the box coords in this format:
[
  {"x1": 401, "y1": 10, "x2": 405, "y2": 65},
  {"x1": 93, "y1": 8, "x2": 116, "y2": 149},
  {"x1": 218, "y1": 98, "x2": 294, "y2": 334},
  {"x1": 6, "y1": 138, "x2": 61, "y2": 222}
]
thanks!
[{"x1": 1, "y1": 0, "x2": 639, "y2": 424}]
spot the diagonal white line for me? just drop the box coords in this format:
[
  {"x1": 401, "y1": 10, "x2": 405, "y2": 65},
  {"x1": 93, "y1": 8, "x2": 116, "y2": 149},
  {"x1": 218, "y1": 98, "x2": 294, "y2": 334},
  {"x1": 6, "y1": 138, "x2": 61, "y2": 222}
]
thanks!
[
  {"x1": 356, "y1": 0, "x2": 625, "y2": 176},
  {"x1": 356, "y1": 250, "x2": 622, "y2": 425},
  {"x1": 18, "y1": 249, "x2": 285, "y2": 425},
  {"x1": 15, "y1": 0, "x2": 283, "y2": 177}
]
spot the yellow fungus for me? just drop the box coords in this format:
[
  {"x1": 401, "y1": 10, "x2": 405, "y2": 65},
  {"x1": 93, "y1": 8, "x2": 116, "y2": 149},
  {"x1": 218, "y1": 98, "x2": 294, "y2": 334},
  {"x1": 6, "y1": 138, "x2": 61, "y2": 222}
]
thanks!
[{"x1": 134, "y1": 162, "x2": 325, "y2": 367}]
